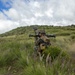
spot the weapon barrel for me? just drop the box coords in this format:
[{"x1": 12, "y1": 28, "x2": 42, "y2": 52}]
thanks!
[
  {"x1": 46, "y1": 34, "x2": 56, "y2": 38},
  {"x1": 29, "y1": 34, "x2": 39, "y2": 37},
  {"x1": 29, "y1": 34, "x2": 56, "y2": 38}
]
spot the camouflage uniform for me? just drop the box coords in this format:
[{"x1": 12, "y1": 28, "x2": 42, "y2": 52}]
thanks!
[{"x1": 35, "y1": 30, "x2": 51, "y2": 54}]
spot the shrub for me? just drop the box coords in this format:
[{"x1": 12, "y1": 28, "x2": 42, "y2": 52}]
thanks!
[
  {"x1": 43, "y1": 46, "x2": 61, "y2": 61},
  {"x1": 70, "y1": 34, "x2": 75, "y2": 39}
]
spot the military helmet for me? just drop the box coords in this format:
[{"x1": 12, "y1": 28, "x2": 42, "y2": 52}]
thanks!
[{"x1": 39, "y1": 30, "x2": 46, "y2": 34}]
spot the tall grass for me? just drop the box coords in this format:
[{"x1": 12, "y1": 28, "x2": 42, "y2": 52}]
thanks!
[{"x1": 0, "y1": 26, "x2": 75, "y2": 75}]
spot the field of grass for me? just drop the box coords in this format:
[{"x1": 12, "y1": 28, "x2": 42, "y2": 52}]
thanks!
[{"x1": 0, "y1": 25, "x2": 75, "y2": 75}]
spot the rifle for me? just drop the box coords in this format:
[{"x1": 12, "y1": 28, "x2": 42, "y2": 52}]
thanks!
[
  {"x1": 29, "y1": 34, "x2": 56, "y2": 38},
  {"x1": 29, "y1": 26, "x2": 56, "y2": 38},
  {"x1": 29, "y1": 26, "x2": 56, "y2": 53}
]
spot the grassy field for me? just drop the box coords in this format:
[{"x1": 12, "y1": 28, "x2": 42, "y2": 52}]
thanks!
[{"x1": 0, "y1": 25, "x2": 75, "y2": 75}]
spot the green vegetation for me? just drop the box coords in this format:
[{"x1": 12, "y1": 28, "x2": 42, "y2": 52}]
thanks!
[{"x1": 0, "y1": 25, "x2": 75, "y2": 75}]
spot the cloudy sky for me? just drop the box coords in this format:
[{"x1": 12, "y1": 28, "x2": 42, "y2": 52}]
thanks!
[{"x1": 0, "y1": 0, "x2": 75, "y2": 33}]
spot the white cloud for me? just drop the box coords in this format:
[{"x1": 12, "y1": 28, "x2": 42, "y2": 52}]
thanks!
[
  {"x1": 0, "y1": 12, "x2": 7, "y2": 20},
  {"x1": 3, "y1": 8, "x2": 19, "y2": 21},
  {"x1": 45, "y1": 9, "x2": 53, "y2": 17},
  {"x1": 0, "y1": 0, "x2": 75, "y2": 33},
  {"x1": 0, "y1": 20, "x2": 19, "y2": 33},
  {"x1": 31, "y1": 1, "x2": 40, "y2": 8},
  {"x1": 35, "y1": 13, "x2": 43, "y2": 17}
]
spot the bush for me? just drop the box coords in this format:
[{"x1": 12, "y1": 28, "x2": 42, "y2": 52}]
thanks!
[
  {"x1": 43, "y1": 46, "x2": 61, "y2": 61},
  {"x1": 70, "y1": 34, "x2": 75, "y2": 39}
]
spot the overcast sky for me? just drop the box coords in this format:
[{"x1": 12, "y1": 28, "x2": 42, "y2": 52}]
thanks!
[{"x1": 0, "y1": 0, "x2": 75, "y2": 33}]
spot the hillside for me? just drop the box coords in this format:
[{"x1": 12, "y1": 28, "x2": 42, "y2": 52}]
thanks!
[
  {"x1": 0, "y1": 25, "x2": 75, "y2": 75},
  {"x1": 0, "y1": 25, "x2": 75, "y2": 37}
]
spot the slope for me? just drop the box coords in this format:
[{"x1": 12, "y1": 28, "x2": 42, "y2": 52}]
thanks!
[{"x1": 0, "y1": 25, "x2": 75, "y2": 75}]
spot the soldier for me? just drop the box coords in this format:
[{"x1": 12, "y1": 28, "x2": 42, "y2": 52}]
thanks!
[
  {"x1": 29, "y1": 27, "x2": 55, "y2": 56},
  {"x1": 35, "y1": 30, "x2": 51, "y2": 55}
]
